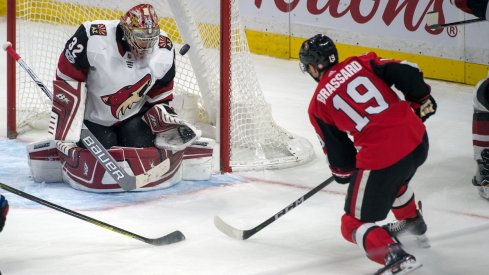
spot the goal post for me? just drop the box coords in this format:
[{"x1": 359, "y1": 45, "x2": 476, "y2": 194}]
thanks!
[{"x1": 6, "y1": 0, "x2": 314, "y2": 172}]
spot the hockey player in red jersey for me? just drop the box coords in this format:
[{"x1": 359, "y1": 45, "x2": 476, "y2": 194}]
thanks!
[
  {"x1": 451, "y1": 0, "x2": 489, "y2": 19},
  {"x1": 56, "y1": 3, "x2": 197, "y2": 149},
  {"x1": 0, "y1": 195, "x2": 8, "y2": 232},
  {"x1": 299, "y1": 34, "x2": 437, "y2": 275}
]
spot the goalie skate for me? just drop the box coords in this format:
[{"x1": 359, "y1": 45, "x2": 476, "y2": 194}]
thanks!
[{"x1": 375, "y1": 243, "x2": 422, "y2": 275}]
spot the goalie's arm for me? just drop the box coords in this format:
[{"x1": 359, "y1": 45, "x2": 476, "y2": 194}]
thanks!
[{"x1": 56, "y1": 24, "x2": 90, "y2": 82}]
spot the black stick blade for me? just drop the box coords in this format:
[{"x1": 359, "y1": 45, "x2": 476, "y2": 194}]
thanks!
[{"x1": 146, "y1": 230, "x2": 186, "y2": 246}]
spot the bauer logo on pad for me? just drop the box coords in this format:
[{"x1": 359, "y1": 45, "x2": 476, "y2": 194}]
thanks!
[{"x1": 90, "y1": 24, "x2": 107, "y2": 36}]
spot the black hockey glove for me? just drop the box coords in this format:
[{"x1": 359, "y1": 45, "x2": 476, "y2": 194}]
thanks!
[
  {"x1": 330, "y1": 166, "x2": 353, "y2": 184},
  {"x1": 410, "y1": 95, "x2": 437, "y2": 122},
  {"x1": 0, "y1": 195, "x2": 9, "y2": 232}
]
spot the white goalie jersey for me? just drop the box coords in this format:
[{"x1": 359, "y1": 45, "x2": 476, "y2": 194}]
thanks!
[{"x1": 56, "y1": 20, "x2": 176, "y2": 126}]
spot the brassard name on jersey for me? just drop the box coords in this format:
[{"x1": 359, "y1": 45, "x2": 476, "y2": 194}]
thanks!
[{"x1": 317, "y1": 61, "x2": 362, "y2": 104}]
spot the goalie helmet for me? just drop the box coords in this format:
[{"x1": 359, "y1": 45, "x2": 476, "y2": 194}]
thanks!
[
  {"x1": 120, "y1": 4, "x2": 160, "y2": 56},
  {"x1": 299, "y1": 34, "x2": 338, "y2": 77}
]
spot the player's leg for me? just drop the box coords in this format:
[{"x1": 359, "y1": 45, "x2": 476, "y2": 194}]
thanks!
[
  {"x1": 473, "y1": 78, "x2": 489, "y2": 199},
  {"x1": 342, "y1": 161, "x2": 423, "y2": 273},
  {"x1": 379, "y1": 134, "x2": 429, "y2": 250},
  {"x1": 117, "y1": 112, "x2": 155, "y2": 148}
]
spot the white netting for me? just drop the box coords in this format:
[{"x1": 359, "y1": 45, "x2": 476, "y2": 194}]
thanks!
[{"x1": 12, "y1": 0, "x2": 314, "y2": 170}]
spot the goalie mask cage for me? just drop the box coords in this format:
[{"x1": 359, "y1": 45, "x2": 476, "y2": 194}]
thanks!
[{"x1": 6, "y1": 0, "x2": 314, "y2": 172}]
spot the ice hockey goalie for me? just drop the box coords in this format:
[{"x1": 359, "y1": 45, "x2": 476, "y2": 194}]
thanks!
[{"x1": 26, "y1": 80, "x2": 215, "y2": 192}]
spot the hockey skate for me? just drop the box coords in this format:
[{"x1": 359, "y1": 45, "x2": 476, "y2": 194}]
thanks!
[
  {"x1": 383, "y1": 204, "x2": 430, "y2": 248},
  {"x1": 472, "y1": 176, "x2": 489, "y2": 199},
  {"x1": 375, "y1": 243, "x2": 422, "y2": 275},
  {"x1": 473, "y1": 149, "x2": 489, "y2": 200}
]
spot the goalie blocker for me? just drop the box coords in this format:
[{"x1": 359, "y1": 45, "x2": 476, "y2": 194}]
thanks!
[{"x1": 27, "y1": 80, "x2": 215, "y2": 192}]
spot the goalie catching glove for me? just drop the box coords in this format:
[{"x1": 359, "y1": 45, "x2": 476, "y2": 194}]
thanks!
[
  {"x1": 409, "y1": 95, "x2": 437, "y2": 122},
  {"x1": 143, "y1": 104, "x2": 201, "y2": 151}
]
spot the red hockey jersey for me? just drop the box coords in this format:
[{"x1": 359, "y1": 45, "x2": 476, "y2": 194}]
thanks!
[{"x1": 308, "y1": 52, "x2": 428, "y2": 170}]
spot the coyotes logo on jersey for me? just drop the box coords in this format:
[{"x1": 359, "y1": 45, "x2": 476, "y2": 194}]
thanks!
[
  {"x1": 159, "y1": 35, "x2": 173, "y2": 51},
  {"x1": 90, "y1": 24, "x2": 107, "y2": 36},
  {"x1": 101, "y1": 74, "x2": 152, "y2": 119}
]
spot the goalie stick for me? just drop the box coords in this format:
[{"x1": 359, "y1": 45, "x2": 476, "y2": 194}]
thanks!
[
  {"x1": 214, "y1": 176, "x2": 334, "y2": 240},
  {"x1": 426, "y1": 11, "x2": 485, "y2": 29},
  {"x1": 2, "y1": 41, "x2": 170, "y2": 191},
  {"x1": 0, "y1": 182, "x2": 185, "y2": 245}
]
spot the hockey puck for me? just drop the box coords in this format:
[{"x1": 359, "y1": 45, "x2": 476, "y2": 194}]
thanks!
[{"x1": 179, "y1": 44, "x2": 190, "y2": 56}]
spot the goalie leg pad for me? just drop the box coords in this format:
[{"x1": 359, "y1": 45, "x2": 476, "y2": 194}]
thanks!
[
  {"x1": 182, "y1": 137, "x2": 215, "y2": 180},
  {"x1": 27, "y1": 139, "x2": 62, "y2": 183},
  {"x1": 59, "y1": 146, "x2": 185, "y2": 192}
]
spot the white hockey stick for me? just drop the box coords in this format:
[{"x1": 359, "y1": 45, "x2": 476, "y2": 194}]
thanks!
[
  {"x1": 214, "y1": 176, "x2": 334, "y2": 240},
  {"x1": 427, "y1": 11, "x2": 485, "y2": 29},
  {"x1": 3, "y1": 41, "x2": 170, "y2": 191}
]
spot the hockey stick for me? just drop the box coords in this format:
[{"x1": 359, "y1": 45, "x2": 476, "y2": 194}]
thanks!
[
  {"x1": 2, "y1": 41, "x2": 170, "y2": 191},
  {"x1": 427, "y1": 11, "x2": 485, "y2": 29},
  {"x1": 0, "y1": 182, "x2": 185, "y2": 245},
  {"x1": 214, "y1": 176, "x2": 335, "y2": 240}
]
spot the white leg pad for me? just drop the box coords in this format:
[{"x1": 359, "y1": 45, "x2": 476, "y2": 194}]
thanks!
[
  {"x1": 27, "y1": 139, "x2": 63, "y2": 183},
  {"x1": 182, "y1": 138, "x2": 215, "y2": 180}
]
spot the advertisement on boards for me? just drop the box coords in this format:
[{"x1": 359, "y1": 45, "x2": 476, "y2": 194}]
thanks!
[{"x1": 240, "y1": 0, "x2": 489, "y2": 66}]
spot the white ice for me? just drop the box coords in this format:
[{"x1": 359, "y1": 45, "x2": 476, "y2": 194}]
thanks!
[{"x1": 1, "y1": 17, "x2": 488, "y2": 275}]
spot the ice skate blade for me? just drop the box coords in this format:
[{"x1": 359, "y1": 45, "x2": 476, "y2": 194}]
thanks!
[{"x1": 376, "y1": 258, "x2": 422, "y2": 275}]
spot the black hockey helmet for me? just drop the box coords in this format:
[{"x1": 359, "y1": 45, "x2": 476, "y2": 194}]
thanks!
[{"x1": 299, "y1": 34, "x2": 338, "y2": 74}]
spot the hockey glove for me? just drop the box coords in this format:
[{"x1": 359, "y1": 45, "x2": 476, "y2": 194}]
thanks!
[
  {"x1": 0, "y1": 195, "x2": 9, "y2": 232},
  {"x1": 410, "y1": 95, "x2": 437, "y2": 122},
  {"x1": 330, "y1": 165, "x2": 353, "y2": 184},
  {"x1": 143, "y1": 104, "x2": 201, "y2": 151},
  {"x1": 155, "y1": 124, "x2": 201, "y2": 151}
]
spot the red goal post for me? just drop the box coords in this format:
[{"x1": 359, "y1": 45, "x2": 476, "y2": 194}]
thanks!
[{"x1": 6, "y1": 0, "x2": 314, "y2": 172}]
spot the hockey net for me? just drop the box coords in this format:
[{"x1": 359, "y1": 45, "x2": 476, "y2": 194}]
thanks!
[{"x1": 7, "y1": 0, "x2": 314, "y2": 171}]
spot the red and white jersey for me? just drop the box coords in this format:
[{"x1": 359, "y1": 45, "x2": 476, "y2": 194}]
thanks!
[
  {"x1": 308, "y1": 52, "x2": 428, "y2": 170},
  {"x1": 56, "y1": 20, "x2": 175, "y2": 126}
]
